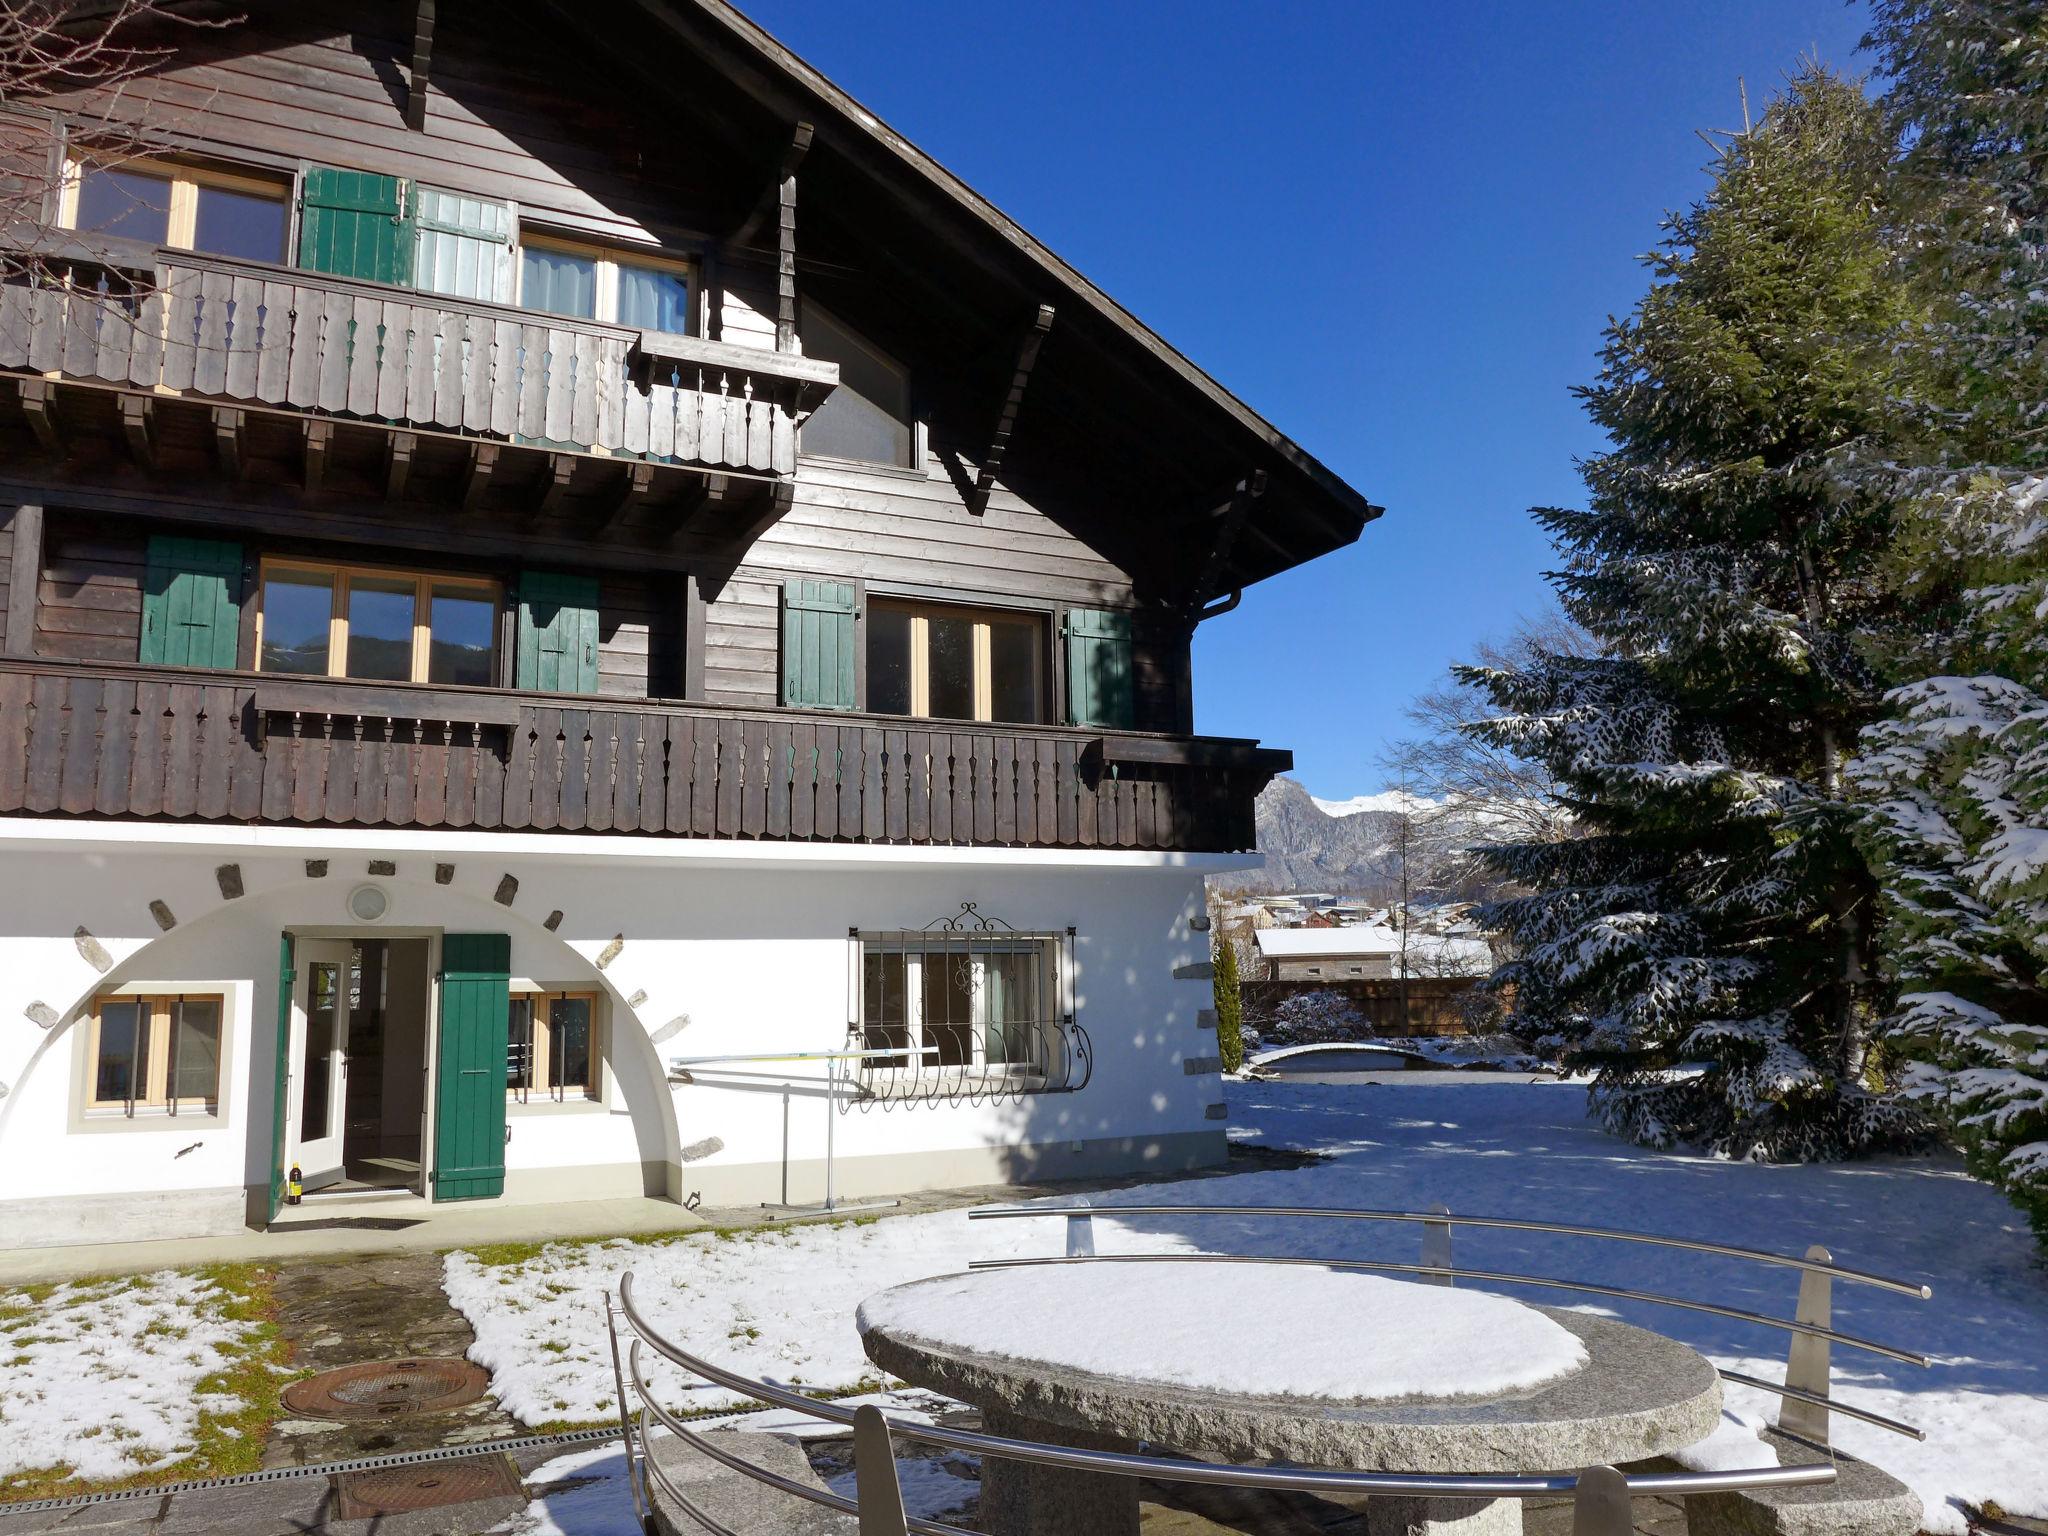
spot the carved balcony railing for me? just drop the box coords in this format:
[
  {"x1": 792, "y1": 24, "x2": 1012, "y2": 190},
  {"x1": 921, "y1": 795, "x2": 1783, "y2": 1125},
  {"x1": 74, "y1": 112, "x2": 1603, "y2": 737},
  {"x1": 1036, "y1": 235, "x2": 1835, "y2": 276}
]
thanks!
[
  {"x1": 0, "y1": 241, "x2": 836, "y2": 476},
  {"x1": 0, "y1": 657, "x2": 1286, "y2": 854}
]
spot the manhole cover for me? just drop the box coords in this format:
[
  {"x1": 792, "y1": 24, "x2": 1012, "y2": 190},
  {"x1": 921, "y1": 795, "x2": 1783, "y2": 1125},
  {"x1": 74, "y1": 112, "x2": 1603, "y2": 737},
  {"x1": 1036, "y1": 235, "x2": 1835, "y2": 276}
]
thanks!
[
  {"x1": 282, "y1": 1357, "x2": 490, "y2": 1422},
  {"x1": 332, "y1": 1453, "x2": 523, "y2": 1517}
]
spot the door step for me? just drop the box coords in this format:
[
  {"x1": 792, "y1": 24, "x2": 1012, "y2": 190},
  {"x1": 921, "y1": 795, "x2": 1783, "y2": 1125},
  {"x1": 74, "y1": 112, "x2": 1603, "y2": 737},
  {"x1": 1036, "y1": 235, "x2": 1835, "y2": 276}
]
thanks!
[{"x1": 279, "y1": 1186, "x2": 421, "y2": 1218}]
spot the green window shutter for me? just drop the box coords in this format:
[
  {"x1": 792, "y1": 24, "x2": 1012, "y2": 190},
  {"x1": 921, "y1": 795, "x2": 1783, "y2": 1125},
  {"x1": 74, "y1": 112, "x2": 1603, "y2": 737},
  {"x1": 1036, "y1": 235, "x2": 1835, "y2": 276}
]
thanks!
[
  {"x1": 413, "y1": 186, "x2": 514, "y2": 303},
  {"x1": 141, "y1": 535, "x2": 243, "y2": 669},
  {"x1": 297, "y1": 166, "x2": 415, "y2": 285},
  {"x1": 780, "y1": 578, "x2": 858, "y2": 711},
  {"x1": 433, "y1": 933, "x2": 510, "y2": 1203},
  {"x1": 515, "y1": 571, "x2": 600, "y2": 693},
  {"x1": 1065, "y1": 607, "x2": 1136, "y2": 728}
]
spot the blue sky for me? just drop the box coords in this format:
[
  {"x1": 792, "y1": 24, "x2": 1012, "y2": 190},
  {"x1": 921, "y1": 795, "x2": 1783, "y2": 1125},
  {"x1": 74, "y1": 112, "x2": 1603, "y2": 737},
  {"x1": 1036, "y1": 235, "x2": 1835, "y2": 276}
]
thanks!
[{"x1": 743, "y1": 0, "x2": 1872, "y2": 800}]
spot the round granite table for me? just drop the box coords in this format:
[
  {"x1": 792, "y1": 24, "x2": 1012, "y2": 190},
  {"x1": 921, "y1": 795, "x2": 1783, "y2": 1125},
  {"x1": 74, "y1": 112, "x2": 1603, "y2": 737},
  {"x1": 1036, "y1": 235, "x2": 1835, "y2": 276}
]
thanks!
[{"x1": 858, "y1": 1261, "x2": 1722, "y2": 1536}]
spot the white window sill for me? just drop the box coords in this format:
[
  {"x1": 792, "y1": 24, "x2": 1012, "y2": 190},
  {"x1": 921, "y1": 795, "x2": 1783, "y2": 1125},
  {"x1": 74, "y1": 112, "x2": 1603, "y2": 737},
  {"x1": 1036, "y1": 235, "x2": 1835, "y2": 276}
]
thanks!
[
  {"x1": 507, "y1": 1096, "x2": 607, "y2": 1117},
  {"x1": 74, "y1": 1105, "x2": 225, "y2": 1133}
]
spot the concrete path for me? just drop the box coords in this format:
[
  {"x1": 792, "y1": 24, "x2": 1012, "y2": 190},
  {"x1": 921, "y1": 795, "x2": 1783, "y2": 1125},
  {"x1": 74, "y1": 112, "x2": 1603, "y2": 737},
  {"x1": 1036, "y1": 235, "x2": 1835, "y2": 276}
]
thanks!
[{"x1": 1, "y1": 1142, "x2": 1320, "y2": 1286}]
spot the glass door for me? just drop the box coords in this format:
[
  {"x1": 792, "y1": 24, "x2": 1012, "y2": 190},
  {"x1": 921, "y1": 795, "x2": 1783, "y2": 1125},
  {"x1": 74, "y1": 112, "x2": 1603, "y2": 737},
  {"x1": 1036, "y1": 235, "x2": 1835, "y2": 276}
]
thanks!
[{"x1": 290, "y1": 940, "x2": 354, "y2": 1192}]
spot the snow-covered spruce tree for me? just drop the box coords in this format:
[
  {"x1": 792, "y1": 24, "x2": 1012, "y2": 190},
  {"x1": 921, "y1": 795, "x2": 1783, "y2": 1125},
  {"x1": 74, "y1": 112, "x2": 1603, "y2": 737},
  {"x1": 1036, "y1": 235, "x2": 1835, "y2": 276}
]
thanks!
[
  {"x1": 1460, "y1": 69, "x2": 1926, "y2": 1159},
  {"x1": 1850, "y1": 3, "x2": 2048, "y2": 1238}
]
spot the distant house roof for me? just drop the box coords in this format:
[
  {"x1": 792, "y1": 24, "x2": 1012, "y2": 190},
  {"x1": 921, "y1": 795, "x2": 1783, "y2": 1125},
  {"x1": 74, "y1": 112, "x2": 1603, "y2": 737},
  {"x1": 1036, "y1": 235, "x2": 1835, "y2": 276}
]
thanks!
[{"x1": 1255, "y1": 925, "x2": 1493, "y2": 977}]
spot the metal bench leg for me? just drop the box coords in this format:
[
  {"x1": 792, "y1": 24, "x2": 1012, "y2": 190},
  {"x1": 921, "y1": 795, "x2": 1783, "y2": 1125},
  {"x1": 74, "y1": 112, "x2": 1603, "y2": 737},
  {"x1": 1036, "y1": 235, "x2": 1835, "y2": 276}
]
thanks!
[
  {"x1": 1422, "y1": 1203, "x2": 1453, "y2": 1286},
  {"x1": 1780, "y1": 1244, "x2": 1832, "y2": 1446},
  {"x1": 1573, "y1": 1465, "x2": 1631, "y2": 1536},
  {"x1": 1067, "y1": 1210, "x2": 1096, "y2": 1257},
  {"x1": 854, "y1": 1403, "x2": 909, "y2": 1536}
]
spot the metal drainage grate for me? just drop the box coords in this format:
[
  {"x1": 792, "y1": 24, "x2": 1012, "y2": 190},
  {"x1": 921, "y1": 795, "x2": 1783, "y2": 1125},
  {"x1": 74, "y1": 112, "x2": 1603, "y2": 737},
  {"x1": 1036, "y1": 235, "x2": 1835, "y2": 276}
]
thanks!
[
  {"x1": 282, "y1": 1357, "x2": 490, "y2": 1422},
  {"x1": 331, "y1": 1452, "x2": 524, "y2": 1518}
]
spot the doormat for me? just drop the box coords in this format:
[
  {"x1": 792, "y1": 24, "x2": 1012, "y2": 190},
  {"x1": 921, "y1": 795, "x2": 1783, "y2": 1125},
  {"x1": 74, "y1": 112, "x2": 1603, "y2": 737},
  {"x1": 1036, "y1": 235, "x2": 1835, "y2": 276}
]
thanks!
[
  {"x1": 282, "y1": 1357, "x2": 491, "y2": 1421},
  {"x1": 331, "y1": 1452, "x2": 523, "y2": 1517}
]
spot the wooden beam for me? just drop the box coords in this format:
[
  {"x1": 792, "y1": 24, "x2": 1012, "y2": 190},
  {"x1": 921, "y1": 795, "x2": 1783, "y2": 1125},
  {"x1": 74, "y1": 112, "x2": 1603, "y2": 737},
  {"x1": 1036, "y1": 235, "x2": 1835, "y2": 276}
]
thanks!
[
  {"x1": 680, "y1": 568, "x2": 708, "y2": 699},
  {"x1": 385, "y1": 430, "x2": 417, "y2": 501},
  {"x1": 776, "y1": 123, "x2": 811, "y2": 352},
  {"x1": 118, "y1": 394, "x2": 155, "y2": 470},
  {"x1": 966, "y1": 303, "x2": 1055, "y2": 515},
  {"x1": 461, "y1": 440, "x2": 499, "y2": 512},
  {"x1": 714, "y1": 479, "x2": 792, "y2": 552},
  {"x1": 303, "y1": 418, "x2": 332, "y2": 494},
  {"x1": 729, "y1": 120, "x2": 813, "y2": 248},
  {"x1": 661, "y1": 470, "x2": 726, "y2": 546},
  {"x1": 18, "y1": 379, "x2": 60, "y2": 458},
  {"x1": 406, "y1": 0, "x2": 436, "y2": 132},
  {"x1": 211, "y1": 406, "x2": 244, "y2": 480},
  {"x1": 1188, "y1": 470, "x2": 1266, "y2": 615},
  {"x1": 592, "y1": 459, "x2": 654, "y2": 533},
  {"x1": 4, "y1": 502, "x2": 43, "y2": 656},
  {"x1": 533, "y1": 452, "x2": 576, "y2": 522}
]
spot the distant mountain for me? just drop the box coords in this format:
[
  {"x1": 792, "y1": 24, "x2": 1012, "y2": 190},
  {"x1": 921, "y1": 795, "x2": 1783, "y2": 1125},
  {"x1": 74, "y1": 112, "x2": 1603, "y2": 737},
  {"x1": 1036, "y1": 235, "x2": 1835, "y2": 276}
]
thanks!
[
  {"x1": 1220, "y1": 777, "x2": 1505, "y2": 900},
  {"x1": 1225, "y1": 777, "x2": 1411, "y2": 895},
  {"x1": 1309, "y1": 789, "x2": 1437, "y2": 819}
]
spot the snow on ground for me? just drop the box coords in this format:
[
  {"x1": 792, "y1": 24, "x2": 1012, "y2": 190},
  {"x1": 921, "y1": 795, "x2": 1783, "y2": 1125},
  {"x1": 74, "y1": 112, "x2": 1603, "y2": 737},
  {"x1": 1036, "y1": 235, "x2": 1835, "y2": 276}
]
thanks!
[
  {"x1": 448, "y1": 1078, "x2": 2048, "y2": 1533},
  {"x1": 855, "y1": 1262, "x2": 1586, "y2": 1400},
  {"x1": 0, "y1": 1270, "x2": 264, "y2": 1483},
  {"x1": 489, "y1": 1443, "x2": 641, "y2": 1536}
]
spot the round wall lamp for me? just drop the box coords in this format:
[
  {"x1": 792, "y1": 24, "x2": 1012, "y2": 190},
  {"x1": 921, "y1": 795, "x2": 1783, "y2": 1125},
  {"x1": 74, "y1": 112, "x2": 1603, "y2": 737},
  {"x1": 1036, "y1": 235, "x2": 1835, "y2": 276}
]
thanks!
[{"x1": 347, "y1": 883, "x2": 390, "y2": 923}]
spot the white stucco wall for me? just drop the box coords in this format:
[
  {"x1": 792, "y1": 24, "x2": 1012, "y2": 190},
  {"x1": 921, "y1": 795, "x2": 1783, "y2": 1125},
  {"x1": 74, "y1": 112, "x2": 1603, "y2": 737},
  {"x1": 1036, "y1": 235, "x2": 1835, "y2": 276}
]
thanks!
[{"x1": 0, "y1": 819, "x2": 1236, "y2": 1247}]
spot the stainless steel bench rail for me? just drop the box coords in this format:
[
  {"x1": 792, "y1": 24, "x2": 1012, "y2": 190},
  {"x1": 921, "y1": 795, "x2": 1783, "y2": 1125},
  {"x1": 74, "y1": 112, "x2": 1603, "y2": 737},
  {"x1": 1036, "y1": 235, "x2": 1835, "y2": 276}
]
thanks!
[
  {"x1": 605, "y1": 1270, "x2": 1838, "y2": 1536},
  {"x1": 966, "y1": 1203, "x2": 1932, "y2": 1444}
]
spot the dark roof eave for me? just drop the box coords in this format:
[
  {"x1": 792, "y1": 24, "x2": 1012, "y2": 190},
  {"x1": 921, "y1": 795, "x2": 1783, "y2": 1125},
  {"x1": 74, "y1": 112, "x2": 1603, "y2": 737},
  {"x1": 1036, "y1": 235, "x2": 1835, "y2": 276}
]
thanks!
[{"x1": 637, "y1": 0, "x2": 1381, "y2": 552}]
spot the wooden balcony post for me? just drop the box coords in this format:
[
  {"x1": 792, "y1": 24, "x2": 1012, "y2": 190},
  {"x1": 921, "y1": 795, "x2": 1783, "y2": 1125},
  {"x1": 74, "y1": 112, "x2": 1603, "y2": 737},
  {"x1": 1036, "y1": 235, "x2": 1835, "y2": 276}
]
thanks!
[{"x1": 4, "y1": 503, "x2": 42, "y2": 656}]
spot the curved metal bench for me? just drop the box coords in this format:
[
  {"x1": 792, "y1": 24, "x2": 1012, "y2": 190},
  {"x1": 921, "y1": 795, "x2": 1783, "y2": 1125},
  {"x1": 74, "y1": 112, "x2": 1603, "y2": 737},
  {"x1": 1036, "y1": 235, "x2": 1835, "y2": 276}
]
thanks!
[
  {"x1": 605, "y1": 1264, "x2": 1847, "y2": 1536},
  {"x1": 967, "y1": 1203, "x2": 1932, "y2": 1535}
]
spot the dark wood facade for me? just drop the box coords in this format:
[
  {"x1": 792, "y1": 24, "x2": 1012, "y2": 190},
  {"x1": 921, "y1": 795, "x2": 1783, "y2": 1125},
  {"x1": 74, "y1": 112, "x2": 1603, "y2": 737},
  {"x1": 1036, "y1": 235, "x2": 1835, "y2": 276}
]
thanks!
[{"x1": 0, "y1": 0, "x2": 1375, "y2": 854}]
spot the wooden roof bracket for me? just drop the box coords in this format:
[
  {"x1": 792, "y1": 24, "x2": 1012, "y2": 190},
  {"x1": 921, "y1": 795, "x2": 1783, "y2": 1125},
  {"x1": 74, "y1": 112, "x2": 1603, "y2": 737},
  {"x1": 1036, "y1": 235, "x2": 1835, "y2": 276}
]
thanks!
[
  {"x1": 1186, "y1": 469, "x2": 1266, "y2": 619},
  {"x1": 729, "y1": 121, "x2": 814, "y2": 249},
  {"x1": 406, "y1": 0, "x2": 436, "y2": 132},
  {"x1": 966, "y1": 303, "x2": 1055, "y2": 516}
]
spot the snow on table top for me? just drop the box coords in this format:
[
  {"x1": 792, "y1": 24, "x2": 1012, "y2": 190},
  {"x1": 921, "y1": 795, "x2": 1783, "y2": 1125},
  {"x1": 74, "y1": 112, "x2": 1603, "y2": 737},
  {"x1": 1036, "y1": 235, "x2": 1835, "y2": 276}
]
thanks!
[{"x1": 856, "y1": 1261, "x2": 1588, "y2": 1403}]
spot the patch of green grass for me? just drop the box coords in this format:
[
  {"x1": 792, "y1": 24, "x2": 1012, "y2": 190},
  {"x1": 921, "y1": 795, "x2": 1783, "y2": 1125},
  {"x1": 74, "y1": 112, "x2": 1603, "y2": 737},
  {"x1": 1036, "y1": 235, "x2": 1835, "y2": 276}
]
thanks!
[{"x1": 0, "y1": 1263, "x2": 292, "y2": 1504}]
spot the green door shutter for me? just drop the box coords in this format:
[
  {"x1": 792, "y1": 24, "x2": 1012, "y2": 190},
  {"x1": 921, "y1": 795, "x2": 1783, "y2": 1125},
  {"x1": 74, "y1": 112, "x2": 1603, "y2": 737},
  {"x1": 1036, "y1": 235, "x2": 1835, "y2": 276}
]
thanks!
[
  {"x1": 516, "y1": 571, "x2": 601, "y2": 693},
  {"x1": 781, "y1": 578, "x2": 858, "y2": 710},
  {"x1": 268, "y1": 931, "x2": 295, "y2": 1223},
  {"x1": 433, "y1": 933, "x2": 510, "y2": 1203},
  {"x1": 1065, "y1": 608, "x2": 1136, "y2": 728},
  {"x1": 297, "y1": 166, "x2": 415, "y2": 285},
  {"x1": 141, "y1": 535, "x2": 243, "y2": 669}
]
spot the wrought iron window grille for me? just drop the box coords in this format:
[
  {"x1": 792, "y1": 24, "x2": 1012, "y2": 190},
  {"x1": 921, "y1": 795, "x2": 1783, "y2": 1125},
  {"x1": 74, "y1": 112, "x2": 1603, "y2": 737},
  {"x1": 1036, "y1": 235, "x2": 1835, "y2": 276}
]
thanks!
[{"x1": 848, "y1": 903, "x2": 1091, "y2": 1108}]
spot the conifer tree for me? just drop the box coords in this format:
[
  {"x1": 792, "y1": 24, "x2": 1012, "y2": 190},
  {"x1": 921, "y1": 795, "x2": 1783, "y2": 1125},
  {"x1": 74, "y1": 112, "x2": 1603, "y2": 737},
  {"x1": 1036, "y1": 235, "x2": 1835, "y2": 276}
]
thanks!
[
  {"x1": 1851, "y1": 3, "x2": 2048, "y2": 1237},
  {"x1": 1213, "y1": 938, "x2": 1245, "y2": 1073},
  {"x1": 1462, "y1": 69, "x2": 1924, "y2": 1158}
]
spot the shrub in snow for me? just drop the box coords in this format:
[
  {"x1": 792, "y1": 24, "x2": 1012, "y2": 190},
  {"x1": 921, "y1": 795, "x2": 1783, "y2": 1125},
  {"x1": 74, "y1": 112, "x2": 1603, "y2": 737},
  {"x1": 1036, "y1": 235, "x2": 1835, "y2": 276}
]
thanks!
[
  {"x1": 1459, "y1": 71, "x2": 1923, "y2": 1161},
  {"x1": 1269, "y1": 990, "x2": 1369, "y2": 1046},
  {"x1": 1213, "y1": 939, "x2": 1246, "y2": 1073}
]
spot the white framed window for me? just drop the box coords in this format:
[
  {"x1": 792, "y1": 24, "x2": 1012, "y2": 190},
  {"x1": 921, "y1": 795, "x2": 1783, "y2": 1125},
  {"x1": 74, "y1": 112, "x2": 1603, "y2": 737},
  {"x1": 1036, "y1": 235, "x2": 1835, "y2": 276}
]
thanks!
[
  {"x1": 858, "y1": 935, "x2": 1057, "y2": 1075},
  {"x1": 517, "y1": 233, "x2": 692, "y2": 333},
  {"x1": 84, "y1": 992, "x2": 225, "y2": 1115},
  {"x1": 508, "y1": 990, "x2": 602, "y2": 1103},
  {"x1": 867, "y1": 598, "x2": 1046, "y2": 724},
  {"x1": 60, "y1": 157, "x2": 290, "y2": 263}
]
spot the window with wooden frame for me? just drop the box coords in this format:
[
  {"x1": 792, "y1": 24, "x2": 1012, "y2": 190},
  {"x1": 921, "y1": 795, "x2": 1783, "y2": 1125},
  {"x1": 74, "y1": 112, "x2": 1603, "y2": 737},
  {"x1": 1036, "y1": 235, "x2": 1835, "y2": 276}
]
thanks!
[
  {"x1": 507, "y1": 991, "x2": 602, "y2": 1103},
  {"x1": 85, "y1": 993, "x2": 225, "y2": 1114},
  {"x1": 867, "y1": 599, "x2": 1046, "y2": 725},
  {"x1": 517, "y1": 233, "x2": 692, "y2": 334},
  {"x1": 255, "y1": 558, "x2": 499, "y2": 686},
  {"x1": 60, "y1": 157, "x2": 291, "y2": 264}
]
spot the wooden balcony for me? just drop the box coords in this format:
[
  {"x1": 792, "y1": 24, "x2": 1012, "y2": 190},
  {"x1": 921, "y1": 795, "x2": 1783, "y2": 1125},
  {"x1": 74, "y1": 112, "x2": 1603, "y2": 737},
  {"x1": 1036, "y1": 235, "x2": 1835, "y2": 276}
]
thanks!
[
  {"x1": 0, "y1": 241, "x2": 836, "y2": 478},
  {"x1": 0, "y1": 657, "x2": 1286, "y2": 854}
]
